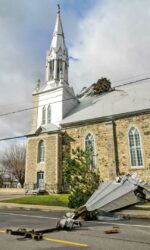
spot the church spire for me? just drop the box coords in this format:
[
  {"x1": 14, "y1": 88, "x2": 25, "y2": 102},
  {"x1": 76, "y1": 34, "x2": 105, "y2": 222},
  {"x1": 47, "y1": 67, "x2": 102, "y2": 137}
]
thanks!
[
  {"x1": 45, "y1": 6, "x2": 69, "y2": 88},
  {"x1": 51, "y1": 5, "x2": 65, "y2": 49}
]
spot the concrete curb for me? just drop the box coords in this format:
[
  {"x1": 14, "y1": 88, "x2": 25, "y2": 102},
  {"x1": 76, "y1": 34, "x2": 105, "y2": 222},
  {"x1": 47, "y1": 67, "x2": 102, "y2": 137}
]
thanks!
[
  {"x1": 135, "y1": 205, "x2": 150, "y2": 209},
  {"x1": 0, "y1": 202, "x2": 73, "y2": 212},
  {"x1": 0, "y1": 202, "x2": 150, "y2": 219}
]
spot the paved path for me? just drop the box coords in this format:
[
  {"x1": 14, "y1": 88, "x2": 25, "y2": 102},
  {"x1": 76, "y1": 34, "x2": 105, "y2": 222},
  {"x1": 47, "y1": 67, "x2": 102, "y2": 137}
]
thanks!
[{"x1": 0, "y1": 189, "x2": 25, "y2": 201}]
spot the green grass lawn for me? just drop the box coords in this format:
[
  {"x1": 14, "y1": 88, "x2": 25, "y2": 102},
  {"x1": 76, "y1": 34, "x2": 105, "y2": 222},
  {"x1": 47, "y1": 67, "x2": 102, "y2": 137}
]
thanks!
[
  {"x1": 0, "y1": 194, "x2": 69, "y2": 207},
  {"x1": 1, "y1": 194, "x2": 149, "y2": 208}
]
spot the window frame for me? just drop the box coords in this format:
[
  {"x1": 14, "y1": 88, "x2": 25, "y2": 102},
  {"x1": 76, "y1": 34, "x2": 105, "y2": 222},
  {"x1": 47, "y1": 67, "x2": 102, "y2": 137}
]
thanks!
[
  {"x1": 128, "y1": 126, "x2": 144, "y2": 169},
  {"x1": 38, "y1": 140, "x2": 45, "y2": 163}
]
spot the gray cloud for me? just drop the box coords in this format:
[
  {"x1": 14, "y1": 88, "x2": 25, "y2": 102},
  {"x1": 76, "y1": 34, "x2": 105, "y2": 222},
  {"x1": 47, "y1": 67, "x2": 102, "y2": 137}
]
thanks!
[
  {"x1": 0, "y1": 0, "x2": 79, "y2": 151},
  {"x1": 0, "y1": 0, "x2": 150, "y2": 151},
  {"x1": 69, "y1": 0, "x2": 150, "y2": 90}
]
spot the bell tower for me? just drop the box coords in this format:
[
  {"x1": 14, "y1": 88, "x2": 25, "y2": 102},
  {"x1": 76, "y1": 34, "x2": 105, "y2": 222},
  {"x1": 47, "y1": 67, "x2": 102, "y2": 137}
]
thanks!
[
  {"x1": 32, "y1": 6, "x2": 78, "y2": 129},
  {"x1": 45, "y1": 5, "x2": 69, "y2": 88},
  {"x1": 26, "y1": 6, "x2": 78, "y2": 194}
]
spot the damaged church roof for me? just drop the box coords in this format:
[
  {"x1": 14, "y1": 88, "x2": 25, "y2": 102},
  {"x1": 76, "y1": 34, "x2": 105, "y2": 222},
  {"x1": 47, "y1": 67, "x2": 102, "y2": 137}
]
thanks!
[{"x1": 61, "y1": 78, "x2": 150, "y2": 126}]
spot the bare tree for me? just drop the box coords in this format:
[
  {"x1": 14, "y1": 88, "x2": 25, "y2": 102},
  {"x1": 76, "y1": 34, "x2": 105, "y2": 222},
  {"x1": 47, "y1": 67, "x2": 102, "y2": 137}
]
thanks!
[
  {"x1": 1, "y1": 143, "x2": 26, "y2": 188},
  {"x1": 0, "y1": 166, "x2": 5, "y2": 187}
]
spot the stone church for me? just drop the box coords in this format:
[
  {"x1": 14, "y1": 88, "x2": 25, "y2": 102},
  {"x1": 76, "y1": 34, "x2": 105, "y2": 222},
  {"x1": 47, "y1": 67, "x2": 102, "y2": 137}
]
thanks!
[{"x1": 25, "y1": 9, "x2": 150, "y2": 193}]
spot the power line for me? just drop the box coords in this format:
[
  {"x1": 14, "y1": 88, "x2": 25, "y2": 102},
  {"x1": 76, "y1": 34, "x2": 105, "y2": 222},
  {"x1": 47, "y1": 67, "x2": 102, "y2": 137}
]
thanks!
[
  {"x1": 0, "y1": 95, "x2": 78, "y2": 118},
  {"x1": 0, "y1": 77, "x2": 149, "y2": 143},
  {"x1": 0, "y1": 134, "x2": 28, "y2": 142},
  {"x1": 113, "y1": 77, "x2": 150, "y2": 88},
  {"x1": 0, "y1": 130, "x2": 58, "y2": 142},
  {"x1": 1, "y1": 104, "x2": 150, "y2": 143},
  {"x1": 1, "y1": 70, "x2": 150, "y2": 110},
  {"x1": 112, "y1": 72, "x2": 150, "y2": 84},
  {"x1": 0, "y1": 76, "x2": 149, "y2": 119}
]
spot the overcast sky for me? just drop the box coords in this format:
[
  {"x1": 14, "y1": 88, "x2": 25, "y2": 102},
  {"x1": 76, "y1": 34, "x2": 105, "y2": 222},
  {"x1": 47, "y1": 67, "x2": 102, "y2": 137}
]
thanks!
[{"x1": 0, "y1": 0, "x2": 150, "y2": 151}]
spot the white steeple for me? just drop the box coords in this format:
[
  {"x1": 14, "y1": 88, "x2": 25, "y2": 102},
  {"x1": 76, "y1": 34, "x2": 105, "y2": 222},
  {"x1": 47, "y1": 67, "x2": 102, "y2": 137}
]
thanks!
[
  {"x1": 34, "y1": 6, "x2": 78, "y2": 129},
  {"x1": 45, "y1": 5, "x2": 69, "y2": 88}
]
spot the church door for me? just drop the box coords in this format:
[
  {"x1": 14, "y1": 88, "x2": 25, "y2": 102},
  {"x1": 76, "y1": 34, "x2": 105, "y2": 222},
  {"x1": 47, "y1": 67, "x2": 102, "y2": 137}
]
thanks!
[{"x1": 37, "y1": 171, "x2": 44, "y2": 189}]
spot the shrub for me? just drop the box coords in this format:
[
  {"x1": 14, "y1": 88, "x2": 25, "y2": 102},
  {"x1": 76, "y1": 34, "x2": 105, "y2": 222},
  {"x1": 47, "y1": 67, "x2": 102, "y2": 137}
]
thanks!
[{"x1": 64, "y1": 147, "x2": 100, "y2": 208}]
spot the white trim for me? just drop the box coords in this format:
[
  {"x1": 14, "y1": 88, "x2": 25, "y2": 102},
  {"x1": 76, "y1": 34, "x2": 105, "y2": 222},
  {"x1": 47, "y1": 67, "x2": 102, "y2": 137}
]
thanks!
[{"x1": 127, "y1": 125, "x2": 144, "y2": 169}]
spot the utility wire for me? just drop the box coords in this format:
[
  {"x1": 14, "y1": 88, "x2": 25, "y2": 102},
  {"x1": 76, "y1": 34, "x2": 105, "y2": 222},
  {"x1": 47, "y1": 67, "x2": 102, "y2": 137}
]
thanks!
[
  {"x1": 112, "y1": 72, "x2": 150, "y2": 84},
  {"x1": 113, "y1": 77, "x2": 150, "y2": 88},
  {"x1": 0, "y1": 134, "x2": 28, "y2": 142},
  {"x1": 0, "y1": 76, "x2": 149, "y2": 119},
  {"x1": 0, "y1": 76, "x2": 149, "y2": 143},
  {"x1": 0, "y1": 72, "x2": 150, "y2": 107},
  {"x1": 0, "y1": 130, "x2": 57, "y2": 142},
  {"x1": 0, "y1": 96, "x2": 78, "y2": 118}
]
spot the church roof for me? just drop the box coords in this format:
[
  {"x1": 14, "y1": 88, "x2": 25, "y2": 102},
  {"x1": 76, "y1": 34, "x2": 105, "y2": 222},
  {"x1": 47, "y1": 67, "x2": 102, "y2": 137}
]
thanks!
[
  {"x1": 34, "y1": 124, "x2": 59, "y2": 134},
  {"x1": 61, "y1": 79, "x2": 150, "y2": 126}
]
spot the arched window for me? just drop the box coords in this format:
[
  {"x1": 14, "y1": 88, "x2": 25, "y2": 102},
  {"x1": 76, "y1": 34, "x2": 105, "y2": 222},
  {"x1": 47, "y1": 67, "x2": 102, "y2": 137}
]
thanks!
[
  {"x1": 128, "y1": 127, "x2": 143, "y2": 167},
  {"x1": 38, "y1": 140, "x2": 45, "y2": 162},
  {"x1": 85, "y1": 133, "x2": 96, "y2": 168},
  {"x1": 47, "y1": 104, "x2": 51, "y2": 124},
  {"x1": 42, "y1": 106, "x2": 46, "y2": 125}
]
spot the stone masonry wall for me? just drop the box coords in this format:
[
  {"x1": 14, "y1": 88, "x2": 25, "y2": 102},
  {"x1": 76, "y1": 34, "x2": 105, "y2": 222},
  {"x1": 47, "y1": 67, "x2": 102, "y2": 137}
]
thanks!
[
  {"x1": 25, "y1": 113, "x2": 150, "y2": 194},
  {"x1": 115, "y1": 114, "x2": 150, "y2": 181},
  {"x1": 63, "y1": 113, "x2": 150, "y2": 182},
  {"x1": 25, "y1": 133, "x2": 62, "y2": 193},
  {"x1": 63, "y1": 122, "x2": 116, "y2": 181}
]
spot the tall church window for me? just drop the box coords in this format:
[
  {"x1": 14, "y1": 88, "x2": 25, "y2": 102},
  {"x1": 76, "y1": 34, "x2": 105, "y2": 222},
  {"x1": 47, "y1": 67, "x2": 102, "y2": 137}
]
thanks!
[
  {"x1": 42, "y1": 106, "x2": 46, "y2": 125},
  {"x1": 49, "y1": 60, "x2": 54, "y2": 80},
  {"x1": 38, "y1": 140, "x2": 45, "y2": 163},
  {"x1": 85, "y1": 133, "x2": 96, "y2": 169},
  {"x1": 128, "y1": 127, "x2": 143, "y2": 167},
  {"x1": 47, "y1": 104, "x2": 51, "y2": 124}
]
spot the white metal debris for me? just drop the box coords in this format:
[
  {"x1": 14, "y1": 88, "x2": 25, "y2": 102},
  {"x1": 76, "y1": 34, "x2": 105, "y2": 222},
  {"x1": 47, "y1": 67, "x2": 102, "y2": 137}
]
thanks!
[{"x1": 85, "y1": 174, "x2": 149, "y2": 212}]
